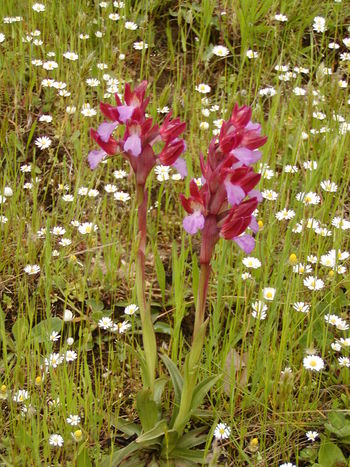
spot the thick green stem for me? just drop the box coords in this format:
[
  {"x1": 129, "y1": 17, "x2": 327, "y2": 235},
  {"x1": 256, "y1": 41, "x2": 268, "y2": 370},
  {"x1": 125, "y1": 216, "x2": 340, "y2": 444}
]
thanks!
[
  {"x1": 135, "y1": 184, "x2": 157, "y2": 394},
  {"x1": 192, "y1": 263, "x2": 211, "y2": 343},
  {"x1": 172, "y1": 262, "x2": 211, "y2": 436}
]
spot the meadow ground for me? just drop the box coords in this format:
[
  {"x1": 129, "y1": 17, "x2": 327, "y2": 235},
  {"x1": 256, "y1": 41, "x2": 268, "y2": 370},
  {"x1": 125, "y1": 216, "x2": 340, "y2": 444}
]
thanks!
[{"x1": 0, "y1": 0, "x2": 350, "y2": 466}]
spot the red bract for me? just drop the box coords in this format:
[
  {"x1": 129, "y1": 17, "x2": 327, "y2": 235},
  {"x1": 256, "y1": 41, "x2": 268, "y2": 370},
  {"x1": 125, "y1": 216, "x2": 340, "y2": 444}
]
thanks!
[
  {"x1": 87, "y1": 81, "x2": 187, "y2": 185},
  {"x1": 180, "y1": 103, "x2": 267, "y2": 261}
]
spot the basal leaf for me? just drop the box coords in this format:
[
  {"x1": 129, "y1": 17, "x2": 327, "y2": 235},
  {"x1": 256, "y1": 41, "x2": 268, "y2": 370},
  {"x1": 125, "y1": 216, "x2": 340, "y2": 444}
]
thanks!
[
  {"x1": 175, "y1": 427, "x2": 207, "y2": 449},
  {"x1": 154, "y1": 249, "x2": 166, "y2": 302},
  {"x1": 100, "y1": 441, "x2": 141, "y2": 467},
  {"x1": 154, "y1": 377, "x2": 168, "y2": 405},
  {"x1": 136, "y1": 420, "x2": 167, "y2": 444},
  {"x1": 318, "y1": 440, "x2": 346, "y2": 467},
  {"x1": 76, "y1": 446, "x2": 92, "y2": 467},
  {"x1": 170, "y1": 447, "x2": 206, "y2": 463},
  {"x1": 136, "y1": 389, "x2": 160, "y2": 432},
  {"x1": 160, "y1": 354, "x2": 183, "y2": 404},
  {"x1": 113, "y1": 417, "x2": 141, "y2": 437},
  {"x1": 12, "y1": 317, "x2": 29, "y2": 344},
  {"x1": 30, "y1": 317, "x2": 62, "y2": 343},
  {"x1": 191, "y1": 375, "x2": 221, "y2": 412}
]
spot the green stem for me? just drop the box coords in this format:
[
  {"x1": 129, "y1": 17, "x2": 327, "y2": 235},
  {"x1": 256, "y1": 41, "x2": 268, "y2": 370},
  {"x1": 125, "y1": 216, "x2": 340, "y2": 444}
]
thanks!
[
  {"x1": 192, "y1": 263, "x2": 211, "y2": 343},
  {"x1": 172, "y1": 262, "x2": 211, "y2": 436},
  {"x1": 135, "y1": 184, "x2": 157, "y2": 394}
]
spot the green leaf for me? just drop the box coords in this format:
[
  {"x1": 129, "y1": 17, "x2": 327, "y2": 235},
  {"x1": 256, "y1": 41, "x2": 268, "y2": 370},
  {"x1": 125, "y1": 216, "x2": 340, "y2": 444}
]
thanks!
[
  {"x1": 191, "y1": 408, "x2": 213, "y2": 419},
  {"x1": 192, "y1": 254, "x2": 199, "y2": 302},
  {"x1": 191, "y1": 375, "x2": 221, "y2": 412},
  {"x1": 86, "y1": 299, "x2": 104, "y2": 312},
  {"x1": 30, "y1": 317, "x2": 62, "y2": 343},
  {"x1": 76, "y1": 446, "x2": 92, "y2": 467},
  {"x1": 161, "y1": 429, "x2": 179, "y2": 455},
  {"x1": 70, "y1": 130, "x2": 81, "y2": 143},
  {"x1": 175, "y1": 427, "x2": 207, "y2": 449},
  {"x1": 136, "y1": 420, "x2": 167, "y2": 444},
  {"x1": 299, "y1": 447, "x2": 318, "y2": 462},
  {"x1": 154, "y1": 250, "x2": 166, "y2": 302},
  {"x1": 325, "y1": 412, "x2": 350, "y2": 438},
  {"x1": 154, "y1": 377, "x2": 168, "y2": 405},
  {"x1": 318, "y1": 440, "x2": 346, "y2": 467},
  {"x1": 188, "y1": 319, "x2": 208, "y2": 370},
  {"x1": 136, "y1": 389, "x2": 160, "y2": 432},
  {"x1": 170, "y1": 447, "x2": 206, "y2": 462},
  {"x1": 12, "y1": 317, "x2": 29, "y2": 344},
  {"x1": 113, "y1": 417, "x2": 141, "y2": 437},
  {"x1": 160, "y1": 354, "x2": 183, "y2": 404},
  {"x1": 153, "y1": 321, "x2": 172, "y2": 336},
  {"x1": 100, "y1": 441, "x2": 142, "y2": 467},
  {"x1": 25, "y1": 121, "x2": 37, "y2": 151}
]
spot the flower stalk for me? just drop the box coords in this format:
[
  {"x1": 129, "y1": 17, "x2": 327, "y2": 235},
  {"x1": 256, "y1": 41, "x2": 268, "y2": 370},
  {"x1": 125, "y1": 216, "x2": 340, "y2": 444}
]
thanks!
[{"x1": 135, "y1": 183, "x2": 157, "y2": 392}]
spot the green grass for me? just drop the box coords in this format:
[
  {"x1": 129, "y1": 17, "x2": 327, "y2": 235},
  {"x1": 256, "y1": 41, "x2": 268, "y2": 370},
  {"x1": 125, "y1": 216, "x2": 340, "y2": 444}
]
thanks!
[{"x1": 0, "y1": 0, "x2": 350, "y2": 465}]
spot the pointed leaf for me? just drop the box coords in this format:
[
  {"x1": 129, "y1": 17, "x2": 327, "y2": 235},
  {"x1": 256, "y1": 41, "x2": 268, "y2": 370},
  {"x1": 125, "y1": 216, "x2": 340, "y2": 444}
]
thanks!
[
  {"x1": 153, "y1": 321, "x2": 172, "y2": 336},
  {"x1": 175, "y1": 427, "x2": 207, "y2": 449},
  {"x1": 191, "y1": 375, "x2": 221, "y2": 412},
  {"x1": 170, "y1": 447, "x2": 206, "y2": 462},
  {"x1": 30, "y1": 317, "x2": 62, "y2": 343},
  {"x1": 161, "y1": 429, "x2": 179, "y2": 455},
  {"x1": 192, "y1": 255, "x2": 199, "y2": 304},
  {"x1": 100, "y1": 441, "x2": 141, "y2": 467},
  {"x1": 154, "y1": 250, "x2": 166, "y2": 302},
  {"x1": 160, "y1": 354, "x2": 183, "y2": 404},
  {"x1": 136, "y1": 389, "x2": 160, "y2": 432},
  {"x1": 188, "y1": 319, "x2": 208, "y2": 369},
  {"x1": 154, "y1": 377, "x2": 168, "y2": 405},
  {"x1": 76, "y1": 446, "x2": 92, "y2": 467},
  {"x1": 12, "y1": 317, "x2": 29, "y2": 344},
  {"x1": 113, "y1": 417, "x2": 141, "y2": 437},
  {"x1": 136, "y1": 420, "x2": 167, "y2": 444}
]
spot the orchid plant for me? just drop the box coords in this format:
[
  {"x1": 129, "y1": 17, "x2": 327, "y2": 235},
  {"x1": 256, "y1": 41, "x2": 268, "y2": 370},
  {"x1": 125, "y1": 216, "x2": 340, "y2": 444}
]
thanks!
[
  {"x1": 88, "y1": 83, "x2": 267, "y2": 464},
  {"x1": 88, "y1": 81, "x2": 186, "y2": 397},
  {"x1": 173, "y1": 104, "x2": 267, "y2": 437}
]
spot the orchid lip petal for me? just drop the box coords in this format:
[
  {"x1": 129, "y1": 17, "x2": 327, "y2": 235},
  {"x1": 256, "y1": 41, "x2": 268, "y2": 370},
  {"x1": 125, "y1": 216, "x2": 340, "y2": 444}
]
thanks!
[
  {"x1": 183, "y1": 211, "x2": 205, "y2": 234},
  {"x1": 233, "y1": 234, "x2": 255, "y2": 253},
  {"x1": 248, "y1": 189, "x2": 262, "y2": 202},
  {"x1": 117, "y1": 105, "x2": 135, "y2": 123},
  {"x1": 97, "y1": 122, "x2": 118, "y2": 142},
  {"x1": 88, "y1": 149, "x2": 106, "y2": 169},
  {"x1": 232, "y1": 147, "x2": 261, "y2": 165},
  {"x1": 124, "y1": 134, "x2": 142, "y2": 157},
  {"x1": 224, "y1": 181, "x2": 246, "y2": 205}
]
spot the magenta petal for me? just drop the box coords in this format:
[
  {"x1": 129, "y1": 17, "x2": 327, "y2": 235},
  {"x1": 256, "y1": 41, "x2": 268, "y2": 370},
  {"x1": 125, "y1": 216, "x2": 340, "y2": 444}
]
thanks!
[
  {"x1": 88, "y1": 149, "x2": 106, "y2": 169},
  {"x1": 172, "y1": 157, "x2": 188, "y2": 178},
  {"x1": 246, "y1": 122, "x2": 261, "y2": 132},
  {"x1": 233, "y1": 234, "x2": 255, "y2": 253},
  {"x1": 117, "y1": 105, "x2": 135, "y2": 123},
  {"x1": 124, "y1": 134, "x2": 142, "y2": 157},
  {"x1": 97, "y1": 122, "x2": 118, "y2": 142},
  {"x1": 225, "y1": 181, "x2": 245, "y2": 205},
  {"x1": 249, "y1": 216, "x2": 259, "y2": 233},
  {"x1": 232, "y1": 147, "x2": 261, "y2": 165},
  {"x1": 183, "y1": 211, "x2": 205, "y2": 234},
  {"x1": 248, "y1": 189, "x2": 262, "y2": 202}
]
